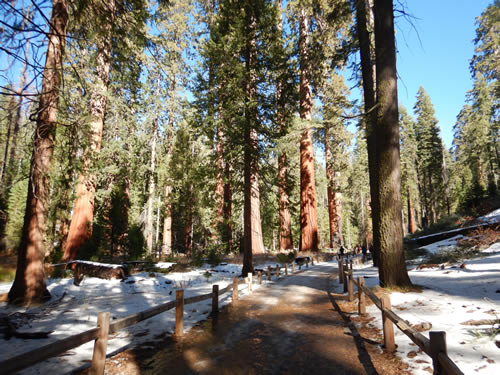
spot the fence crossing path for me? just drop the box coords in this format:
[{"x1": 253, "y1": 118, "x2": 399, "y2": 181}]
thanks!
[{"x1": 96, "y1": 263, "x2": 394, "y2": 375}]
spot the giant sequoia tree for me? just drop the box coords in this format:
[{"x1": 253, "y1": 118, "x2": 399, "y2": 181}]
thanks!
[{"x1": 9, "y1": 0, "x2": 69, "y2": 305}]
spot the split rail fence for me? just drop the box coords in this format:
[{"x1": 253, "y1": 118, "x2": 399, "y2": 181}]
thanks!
[
  {"x1": 0, "y1": 257, "x2": 317, "y2": 375},
  {"x1": 338, "y1": 258, "x2": 464, "y2": 375}
]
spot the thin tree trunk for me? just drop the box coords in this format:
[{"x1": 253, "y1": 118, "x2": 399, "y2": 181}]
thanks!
[
  {"x1": 146, "y1": 118, "x2": 158, "y2": 255},
  {"x1": 162, "y1": 184, "x2": 172, "y2": 255},
  {"x1": 223, "y1": 161, "x2": 233, "y2": 252},
  {"x1": 407, "y1": 186, "x2": 416, "y2": 234},
  {"x1": 242, "y1": 1, "x2": 265, "y2": 277},
  {"x1": 324, "y1": 129, "x2": 341, "y2": 248},
  {"x1": 355, "y1": 0, "x2": 380, "y2": 266},
  {"x1": 0, "y1": 96, "x2": 15, "y2": 184},
  {"x1": 374, "y1": 0, "x2": 411, "y2": 288},
  {"x1": 299, "y1": 7, "x2": 319, "y2": 252},
  {"x1": 62, "y1": 0, "x2": 115, "y2": 261},
  {"x1": 8, "y1": 0, "x2": 68, "y2": 305}
]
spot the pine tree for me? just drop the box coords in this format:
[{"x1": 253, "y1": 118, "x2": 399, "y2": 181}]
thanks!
[
  {"x1": 373, "y1": 0, "x2": 411, "y2": 288},
  {"x1": 414, "y1": 87, "x2": 444, "y2": 226},
  {"x1": 399, "y1": 105, "x2": 419, "y2": 234}
]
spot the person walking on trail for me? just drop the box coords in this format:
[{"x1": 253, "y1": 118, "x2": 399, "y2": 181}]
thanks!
[
  {"x1": 361, "y1": 245, "x2": 367, "y2": 263},
  {"x1": 339, "y1": 245, "x2": 345, "y2": 256}
]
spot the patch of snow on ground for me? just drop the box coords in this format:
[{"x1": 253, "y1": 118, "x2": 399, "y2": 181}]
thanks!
[
  {"x1": 478, "y1": 208, "x2": 500, "y2": 224},
  {"x1": 419, "y1": 234, "x2": 464, "y2": 254},
  {"x1": 0, "y1": 261, "x2": 277, "y2": 374},
  {"x1": 343, "y1": 241, "x2": 500, "y2": 375}
]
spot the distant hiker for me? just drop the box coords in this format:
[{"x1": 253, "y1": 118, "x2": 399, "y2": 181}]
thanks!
[
  {"x1": 339, "y1": 245, "x2": 345, "y2": 256},
  {"x1": 362, "y1": 245, "x2": 367, "y2": 262}
]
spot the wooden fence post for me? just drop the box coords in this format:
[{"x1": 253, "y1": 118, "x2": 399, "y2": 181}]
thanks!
[
  {"x1": 343, "y1": 261, "x2": 348, "y2": 284},
  {"x1": 276, "y1": 265, "x2": 280, "y2": 278},
  {"x1": 348, "y1": 271, "x2": 354, "y2": 302},
  {"x1": 292, "y1": 263, "x2": 295, "y2": 273},
  {"x1": 430, "y1": 331, "x2": 447, "y2": 374},
  {"x1": 258, "y1": 271, "x2": 262, "y2": 285},
  {"x1": 90, "y1": 312, "x2": 110, "y2": 375},
  {"x1": 248, "y1": 273, "x2": 253, "y2": 292},
  {"x1": 338, "y1": 260, "x2": 344, "y2": 284},
  {"x1": 311, "y1": 257, "x2": 314, "y2": 266},
  {"x1": 212, "y1": 285, "x2": 219, "y2": 317},
  {"x1": 267, "y1": 266, "x2": 271, "y2": 281},
  {"x1": 232, "y1": 277, "x2": 238, "y2": 303},
  {"x1": 381, "y1": 295, "x2": 395, "y2": 352},
  {"x1": 358, "y1": 276, "x2": 366, "y2": 316},
  {"x1": 175, "y1": 290, "x2": 184, "y2": 337},
  {"x1": 285, "y1": 264, "x2": 288, "y2": 276},
  {"x1": 306, "y1": 258, "x2": 309, "y2": 268}
]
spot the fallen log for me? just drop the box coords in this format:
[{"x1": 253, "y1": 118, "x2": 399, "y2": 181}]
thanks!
[
  {"x1": 69, "y1": 261, "x2": 128, "y2": 286},
  {"x1": 2, "y1": 317, "x2": 53, "y2": 340}
]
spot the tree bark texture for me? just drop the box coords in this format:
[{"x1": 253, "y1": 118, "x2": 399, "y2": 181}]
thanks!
[
  {"x1": 324, "y1": 128, "x2": 342, "y2": 248},
  {"x1": 407, "y1": 186, "x2": 416, "y2": 234},
  {"x1": 374, "y1": 0, "x2": 411, "y2": 287},
  {"x1": 355, "y1": 0, "x2": 380, "y2": 264},
  {"x1": 223, "y1": 161, "x2": 233, "y2": 253},
  {"x1": 276, "y1": 0, "x2": 293, "y2": 251},
  {"x1": 299, "y1": 7, "x2": 319, "y2": 252},
  {"x1": 8, "y1": 0, "x2": 68, "y2": 305},
  {"x1": 62, "y1": 1, "x2": 115, "y2": 261},
  {"x1": 242, "y1": 1, "x2": 265, "y2": 277}
]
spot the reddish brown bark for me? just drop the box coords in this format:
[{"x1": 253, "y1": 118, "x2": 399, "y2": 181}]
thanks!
[
  {"x1": 299, "y1": 8, "x2": 319, "y2": 252},
  {"x1": 242, "y1": 1, "x2": 265, "y2": 277},
  {"x1": 407, "y1": 186, "x2": 416, "y2": 234},
  {"x1": 276, "y1": 0, "x2": 293, "y2": 251},
  {"x1": 278, "y1": 153, "x2": 293, "y2": 250},
  {"x1": 62, "y1": 0, "x2": 115, "y2": 261},
  {"x1": 374, "y1": 0, "x2": 411, "y2": 287},
  {"x1": 8, "y1": 0, "x2": 68, "y2": 305},
  {"x1": 162, "y1": 183, "x2": 172, "y2": 255}
]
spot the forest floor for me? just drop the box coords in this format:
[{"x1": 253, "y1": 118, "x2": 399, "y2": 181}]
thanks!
[{"x1": 88, "y1": 263, "x2": 410, "y2": 375}]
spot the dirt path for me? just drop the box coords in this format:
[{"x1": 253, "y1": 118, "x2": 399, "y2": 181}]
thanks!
[{"x1": 98, "y1": 264, "x2": 410, "y2": 375}]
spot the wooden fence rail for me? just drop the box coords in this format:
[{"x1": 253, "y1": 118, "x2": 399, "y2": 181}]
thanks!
[
  {"x1": 341, "y1": 262, "x2": 463, "y2": 375},
  {"x1": 0, "y1": 256, "x2": 320, "y2": 375}
]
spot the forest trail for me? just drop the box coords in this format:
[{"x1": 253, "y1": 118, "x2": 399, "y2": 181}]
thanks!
[{"x1": 96, "y1": 263, "x2": 408, "y2": 375}]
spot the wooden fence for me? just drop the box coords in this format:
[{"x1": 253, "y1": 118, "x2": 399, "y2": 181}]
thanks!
[
  {"x1": 0, "y1": 258, "x2": 318, "y2": 375},
  {"x1": 338, "y1": 259, "x2": 464, "y2": 375}
]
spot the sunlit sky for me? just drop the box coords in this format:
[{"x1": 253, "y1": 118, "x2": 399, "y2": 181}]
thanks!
[{"x1": 392, "y1": 0, "x2": 492, "y2": 149}]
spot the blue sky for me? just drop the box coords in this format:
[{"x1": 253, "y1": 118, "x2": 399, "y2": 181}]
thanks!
[{"x1": 393, "y1": 0, "x2": 491, "y2": 149}]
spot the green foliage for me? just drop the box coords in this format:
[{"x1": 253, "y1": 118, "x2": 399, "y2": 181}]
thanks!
[{"x1": 4, "y1": 178, "x2": 28, "y2": 251}]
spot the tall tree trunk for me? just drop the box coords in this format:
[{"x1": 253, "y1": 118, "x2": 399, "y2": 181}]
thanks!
[
  {"x1": 215, "y1": 122, "x2": 226, "y2": 236},
  {"x1": 184, "y1": 184, "x2": 193, "y2": 257},
  {"x1": 299, "y1": 7, "x2": 319, "y2": 252},
  {"x1": 242, "y1": 1, "x2": 265, "y2": 277},
  {"x1": 355, "y1": 0, "x2": 380, "y2": 265},
  {"x1": 277, "y1": 0, "x2": 293, "y2": 251},
  {"x1": 146, "y1": 118, "x2": 158, "y2": 255},
  {"x1": 324, "y1": 129, "x2": 341, "y2": 248},
  {"x1": 223, "y1": 161, "x2": 233, "y2": 253},
  {"x1": 162, "y1": 184, "x2": 172, "y2": 255},
  {"x1": 162, "y1": 128, "x2": 173, "y2": 256},
  {"x1": 407, "y1": 186, "x2": 416, "y2": 234},
  {"x1": 8, "y1": 0, "x2": 68, "y2": 305},
  {"x1": 374, "y1": 0, "x2": 411, "y2": 287},
  {"x1": 0, "y1": 95, "x2": 15, "y2": 184},
  {"x1": 62, "y1": 0, "x2": 115, "y2": 261}
]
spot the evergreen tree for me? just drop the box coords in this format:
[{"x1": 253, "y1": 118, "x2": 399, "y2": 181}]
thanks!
[
  {"x1": 9, "y1": 0, "x2": 69, "y2": 305},
  {"x1": 399, "y1": 105, "x2": 419, "y2": 234},
  {"x1": 414, "y1": 86, "x2": 444, "y2": 226},
  {"x1": 373, "y1": 0, "x2": 411, "y2": 288}
]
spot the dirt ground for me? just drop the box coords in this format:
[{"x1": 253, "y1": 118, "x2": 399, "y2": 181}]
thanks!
[{"x1": 86, "y1": 264, "x2": 412, "y2": 375}]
